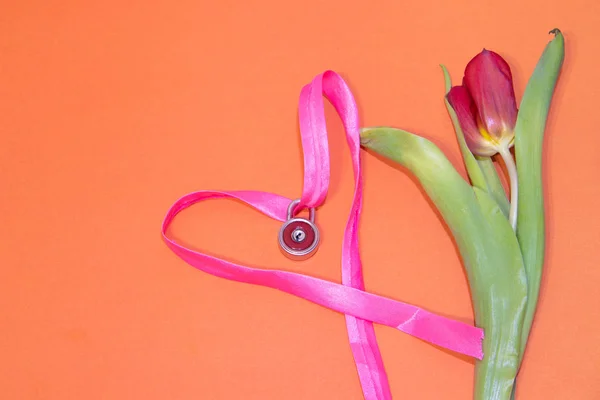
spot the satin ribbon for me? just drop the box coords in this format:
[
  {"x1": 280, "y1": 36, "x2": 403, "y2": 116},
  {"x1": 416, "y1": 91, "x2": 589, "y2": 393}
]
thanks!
[{"x1": 161, "y1": 70, "x2": 484, "y2": 399}]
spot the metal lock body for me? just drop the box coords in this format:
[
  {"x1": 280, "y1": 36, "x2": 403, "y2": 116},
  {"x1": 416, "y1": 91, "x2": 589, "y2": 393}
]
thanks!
[{"x1": 278, "y1": 199, "x2": 320, "y2": 260}]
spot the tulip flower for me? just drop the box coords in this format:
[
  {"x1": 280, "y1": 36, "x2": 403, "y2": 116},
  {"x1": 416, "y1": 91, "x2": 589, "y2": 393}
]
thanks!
[
  {"x1": 360, "y1": 29, "x2": 564, "y2": 399},
  {"x1": 447, "y1": 50, "x2": 519, "y2": 230}
]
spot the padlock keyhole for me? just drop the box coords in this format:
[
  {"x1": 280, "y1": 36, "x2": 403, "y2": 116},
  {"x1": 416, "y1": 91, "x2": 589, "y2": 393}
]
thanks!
[{"x1": 292, "y1": 228, "x2": 306, "y2": 243}]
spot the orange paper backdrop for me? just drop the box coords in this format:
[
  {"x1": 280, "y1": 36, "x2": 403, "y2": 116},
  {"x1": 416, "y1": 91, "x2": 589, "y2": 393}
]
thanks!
[{"x1": 1, "y1": 0, "x2": 599, "y2": 399}]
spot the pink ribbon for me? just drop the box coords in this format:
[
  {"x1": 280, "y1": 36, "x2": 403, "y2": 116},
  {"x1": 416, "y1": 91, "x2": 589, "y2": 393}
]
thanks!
[{"x1": 161, "y1": 70, "x2": 484, "y2": 399}]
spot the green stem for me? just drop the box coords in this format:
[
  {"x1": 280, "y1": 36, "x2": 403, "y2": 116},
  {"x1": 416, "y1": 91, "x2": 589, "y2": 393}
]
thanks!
[{"x1": 499, "y1": 146, "x2": 518, "y2": 231}]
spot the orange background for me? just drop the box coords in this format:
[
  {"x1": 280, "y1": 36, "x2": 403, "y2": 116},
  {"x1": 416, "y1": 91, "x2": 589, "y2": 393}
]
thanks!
[{"x1": 1, "y1": 0, "x2": 599, "y2": 399}]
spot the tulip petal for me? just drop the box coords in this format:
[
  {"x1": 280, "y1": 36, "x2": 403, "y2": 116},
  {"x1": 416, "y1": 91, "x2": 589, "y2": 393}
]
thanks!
[
  {"x1": 464, "y1": 50, "x2": 518, "y2": 141},
  {"x1": 447, "y1": 86, "x2": 498, "y2": 157}
]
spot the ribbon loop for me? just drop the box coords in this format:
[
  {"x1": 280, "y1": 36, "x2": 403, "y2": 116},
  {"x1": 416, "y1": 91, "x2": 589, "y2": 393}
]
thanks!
[{"x1": 161, "y1": 71, "x2": 484, "y2": 400}]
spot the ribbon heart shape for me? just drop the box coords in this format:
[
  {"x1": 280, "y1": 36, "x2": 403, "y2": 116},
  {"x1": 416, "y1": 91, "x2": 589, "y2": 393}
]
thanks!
[{"x1": 162, "y1": 70, "x2": 484, "y2": 399}]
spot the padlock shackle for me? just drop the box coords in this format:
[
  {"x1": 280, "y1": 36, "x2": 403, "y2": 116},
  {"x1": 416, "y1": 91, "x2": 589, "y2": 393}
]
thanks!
[{"x1": 286, "y1": 198, "x2": 316, "y2": 222}]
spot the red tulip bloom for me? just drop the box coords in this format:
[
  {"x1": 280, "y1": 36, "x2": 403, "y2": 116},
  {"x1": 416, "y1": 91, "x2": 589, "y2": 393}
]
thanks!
[
  {"x1": 447, "y1": 49, "x2": 520, "y2": 230},
  {"x1": 447, "y1": 49, "x2": 518, "y2": 157}
]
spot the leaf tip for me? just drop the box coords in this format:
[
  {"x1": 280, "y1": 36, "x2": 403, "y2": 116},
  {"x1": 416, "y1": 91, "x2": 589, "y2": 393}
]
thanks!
[
  {"x1": 359, "y1": 127, "x2": 374, "y2": 145},
  {"x1": 549, "y1": 28, "x2": 561, "y2": 36},
  {"x1": 548, "y1": 28, "x2": 564, "y2": 49},
  {"x1": 440, "y1": 64, "x2": 452, "y2": 93}
]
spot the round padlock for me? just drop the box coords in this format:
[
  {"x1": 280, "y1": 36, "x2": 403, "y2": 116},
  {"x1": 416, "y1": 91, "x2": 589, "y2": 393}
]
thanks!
[{"x1": 278, "y1": 199, "x2": 320, "y2": 260}]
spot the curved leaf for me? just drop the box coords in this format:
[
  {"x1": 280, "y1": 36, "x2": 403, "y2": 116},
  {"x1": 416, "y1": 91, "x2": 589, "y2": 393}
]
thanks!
[{"x1": 514, "y1": 29, "x2": 565, "y2": 357}]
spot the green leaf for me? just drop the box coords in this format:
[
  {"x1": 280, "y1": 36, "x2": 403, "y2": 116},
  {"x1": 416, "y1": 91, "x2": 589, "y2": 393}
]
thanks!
[
  {"x1": 472, "y1": 186, "x2": 527, "y2": 399},
  {"x1": 361, "y1": 126, "x2": 527, "y2": 399},
  {"x1": 514, "y1": 28, "x2": 565, "y2": 358},
  {"x1": 441, "y1": 65, "x2": 510, "y2": 217}
]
